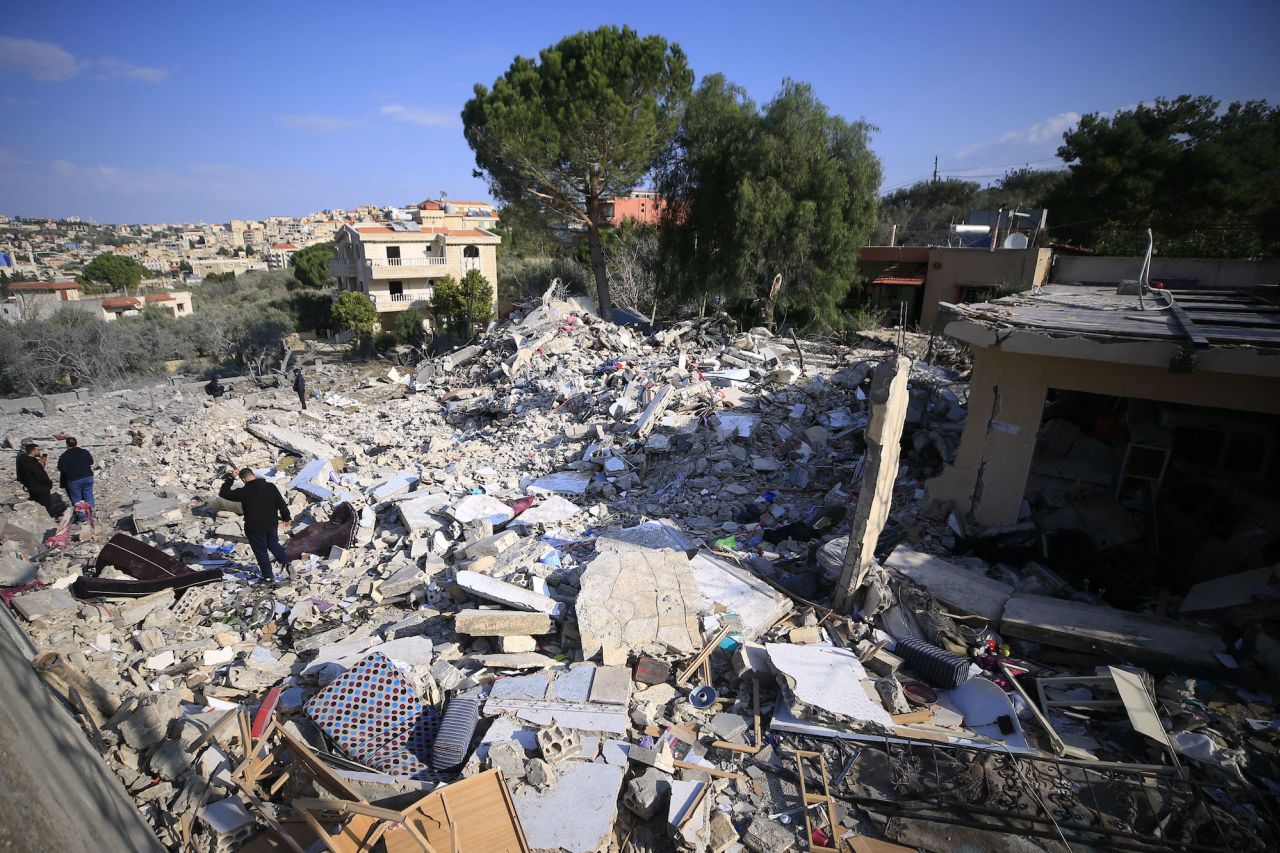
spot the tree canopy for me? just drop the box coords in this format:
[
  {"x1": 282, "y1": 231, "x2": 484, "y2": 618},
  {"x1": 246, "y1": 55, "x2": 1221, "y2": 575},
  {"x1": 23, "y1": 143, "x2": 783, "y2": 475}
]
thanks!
[
  {"x1": 431, "y1": 271, "x2": 494, "y2": 338},
  {"x1": 82, "y1": 253, "x2": 148, "y2": 293},
  {"x1": 291, "y1": 242, "x2": 335, "y2": 289},
  {"x1": 463, "y1": 25, "x2": 693, "y2": 318},
  {"x1": 1045, "y1": 96, "x2": 1280, "y2": 257},
  {"x1": 658, "y1": 75, "x2": 881, "y2": 329},
  {"x1": 877, "y1": 169, "x2": 1064, "y2": 245},
  {"x1": 332, "y1": 291, "x2": 377, "y2": 335}
]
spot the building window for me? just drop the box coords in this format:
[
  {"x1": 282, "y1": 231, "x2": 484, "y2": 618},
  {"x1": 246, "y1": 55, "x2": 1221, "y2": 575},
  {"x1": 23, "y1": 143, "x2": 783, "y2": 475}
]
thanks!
[
  {"x1": 389, "y1": 281, "x2": 403, "y2": 297},
  {"x1": 463, "y1": 245, "x2": 479, "y2": 258},
  {"x1": 386, "y1": 245, "x2": 401, "y2": 264}
]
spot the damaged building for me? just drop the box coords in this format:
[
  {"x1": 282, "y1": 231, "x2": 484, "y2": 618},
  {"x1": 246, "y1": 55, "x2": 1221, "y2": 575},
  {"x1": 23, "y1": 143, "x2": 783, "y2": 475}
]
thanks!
[
  {"x1": 1, "y1": 280, "x2": 1278, "y2": 853},
  {"x1": 928, "y1": 283, "x2": 1280, "y2": 610}
]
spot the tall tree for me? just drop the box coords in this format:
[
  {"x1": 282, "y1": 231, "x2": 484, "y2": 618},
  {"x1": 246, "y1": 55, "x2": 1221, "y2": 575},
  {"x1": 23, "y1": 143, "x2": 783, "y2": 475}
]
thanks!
[
  {"x1": 659, "y1": 76, "x2": 881, "y2": 329},
  {"x1": 82, "y1": 253, "x2": 147, "y2": 293},
  {"x1": 463, "y1": 26, "x2": 693, "y2": 318},
  {"x1": 1045, "y1": 96, "x2": 1280, "y2": 257},
  {"x1": 431, "y1": 271, "x2": 494, "y2": 337},
  {"x1": 290, "y1": 243, "x2": 335, "y2": 288}
]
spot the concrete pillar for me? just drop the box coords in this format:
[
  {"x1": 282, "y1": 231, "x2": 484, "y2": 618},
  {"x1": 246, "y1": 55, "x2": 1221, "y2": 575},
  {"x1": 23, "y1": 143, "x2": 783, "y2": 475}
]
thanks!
[
  {"x1": 833, "y1": 356, "x2": 911, "y2": 612},
  {"x1": 926, "y1": 347, "x2": 1047, "y2": 527}
]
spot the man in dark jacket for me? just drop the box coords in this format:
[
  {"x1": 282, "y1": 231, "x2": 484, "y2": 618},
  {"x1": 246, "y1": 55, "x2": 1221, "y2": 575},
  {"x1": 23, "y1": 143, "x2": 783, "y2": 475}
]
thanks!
[
  {"x1": 16, "y1": 442, "x2": 56, "y2": 516},
  {"x1": 206, "y1": 375, "x2": 226, "y2": 400},
  {"x1": 219, "y1": 467, "x2": 292, "y2": 582},
  {"x1": 292, "y1": 368, "x2": 306, "y2": 410},
  {"x1": 56, "y1": 436, "x2": 94, "y2": 523}
]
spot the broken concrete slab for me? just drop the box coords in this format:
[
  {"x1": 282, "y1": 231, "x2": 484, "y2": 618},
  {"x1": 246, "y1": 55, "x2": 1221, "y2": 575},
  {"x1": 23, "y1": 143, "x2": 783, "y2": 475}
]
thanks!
[
  {"x1": 883, "y1": 545, "x2": 1013, "y2": 622},
  {"x1": 367, "y1": 473, "x2": 417, "y2": 503},
  {"x1": 689, "y1": 550, "x2": 793, "y2": 640},
  {"x1": 1180, "y1": 566, "x2": 1276, "y2": 614},
  {"x1": 588, "y1": 666, "x2": 632, "y2": 706},
  {"x1": 450, "y1": 494, "x2": 515, "y2": 526},
  {"x1": 13, "y1": 587, "x2": 77, "y2": 621},
  {"x1": 377, "y1": 563, "x2": 425, "y2": 599},
  {"x1": 548, "y1": 665, "x2": 595, "y2": 702},
  {"x1": 287, "y1": 458, "x2": 334, "y2": 500},
  {"x1": 766, "y1": 643, "x2": 893, "y2": 729},
  {"x1": 397, "y1": 492, "x2": 450, "y2": 532},
  {"x1": 245, "y1": 423, "x2": 337, "y2": 460},
  {"x1": 576, "y1": 547, "x2": 701, "y2": 661},
  {"x1": 464, "y1": 529, "x2": 520, "y2": 559},
  {"x1": 513, "y1": 761, "x2": 624, "y2": 853},
  {"x1": 0, "y1": 555, "x2": 38, "y2": 587},
  {"x1": 595, "y1": 519, "x2": 698, "y2": 554},
  {"x1": 131, "y1": 497, "x2": 184, "y2": 533},
  {"x1": 463, "y1": 652, "x2": 556, "y2": 670},
  {"x1": 455, "y1": 570, "x2": 564, "y2": 618},
  {"x1": 509, "y1": 494, "x2": 582, "y2": 525},
  {"x1": 1000, "y1": 593, "x2": 1222, "y2": 668},
  {"x1": 527, "y1": 471, "x2": 593, "y2": 496},
  {"x1": 454, "y1": 609, "x2": 552, "y2": 637}
]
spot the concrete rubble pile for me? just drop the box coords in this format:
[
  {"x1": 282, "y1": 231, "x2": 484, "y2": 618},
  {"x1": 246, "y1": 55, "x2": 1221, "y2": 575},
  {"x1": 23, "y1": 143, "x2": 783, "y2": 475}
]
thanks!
[{"x1": 0, "y1": 290, "x2": 1277, "y2": 852}]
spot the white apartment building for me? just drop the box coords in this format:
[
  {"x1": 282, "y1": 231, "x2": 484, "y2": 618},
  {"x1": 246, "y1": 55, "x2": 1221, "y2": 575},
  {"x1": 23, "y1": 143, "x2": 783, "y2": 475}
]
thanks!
[
  {"x1": 265, "y1": 242, "x2": 298, "y2": 270},
  {"x1": 330, "y1": 221, "x2": 499, "y2": 324}
]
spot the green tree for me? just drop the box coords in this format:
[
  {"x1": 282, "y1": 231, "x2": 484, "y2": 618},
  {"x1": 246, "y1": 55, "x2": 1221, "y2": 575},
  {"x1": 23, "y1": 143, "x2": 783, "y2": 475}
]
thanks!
[
  {"x1": 82, "y1": 253, "x2": 148, "y2": 293},
  {"x1": 463, "y1": 25, "x2": 693, "y2": 319},
  {"x1": 430, "y1": 271, "x2": 494, "y2": 337},
  {"x1": 659, "y1": 76, "x2": 881, "y2": 329},
  {"x1": 877, "y1": 178, "x2": 979, "y2": 245},
  {"x1": 394, "y1": 309, "x2": 428, "y2": 345},
  {"x1": 216, "y1": 246, "x2": 233, "y2": 257},
  {"x1": 291, "y1": 243, "x2": 335, "y2": 289},
  {"x1": 332, "y1": 291, "x2": 377, "y2": 336},
  {"x1": 1045, "y1": 96, "x2": 1280, "y2": 257}
]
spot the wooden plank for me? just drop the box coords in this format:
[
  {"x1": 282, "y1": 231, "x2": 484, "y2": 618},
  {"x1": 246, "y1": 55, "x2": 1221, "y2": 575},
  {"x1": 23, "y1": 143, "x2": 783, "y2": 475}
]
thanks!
[
  {"x1": 390, "y1": 769, "x2": 528, "y2": 853},
  {"x1": 1000, "y1": 593, "x2": 1221, "y2": 668},
  {"x1": 884, "y1": 545, "x2": 1012, "y2": 621}
]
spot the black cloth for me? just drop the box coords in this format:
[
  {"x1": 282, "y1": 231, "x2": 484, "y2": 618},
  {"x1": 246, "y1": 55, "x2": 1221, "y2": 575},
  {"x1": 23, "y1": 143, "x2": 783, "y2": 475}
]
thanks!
[
  {"x1": 219, "y1": 476, "x2": 291, "y2": 533},
  {"x1": 205, "y1": 380, "x2": 225, "y2": 398},
  {"x1": 56, "y1": 446, "x2": 94, "y2": 489}
]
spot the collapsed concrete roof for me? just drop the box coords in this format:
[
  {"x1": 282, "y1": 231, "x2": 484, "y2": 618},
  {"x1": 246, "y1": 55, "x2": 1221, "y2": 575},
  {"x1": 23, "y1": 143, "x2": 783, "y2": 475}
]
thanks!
[{"x1": 937, "y1": 284, "x2": 1280, "y2": 379}]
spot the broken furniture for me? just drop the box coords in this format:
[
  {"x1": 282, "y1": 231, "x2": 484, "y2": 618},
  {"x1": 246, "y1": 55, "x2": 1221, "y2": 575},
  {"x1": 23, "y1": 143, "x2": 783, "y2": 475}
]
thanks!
[
  {"x1": 284, "y1": 502, "x2": 357, "y2": 561},
  {"x1": 294, "y1": 769, "x2": 529, "y2": 853},
  {"x1": 304, "y1": 652, "x2": 446, "y2": 782},
  {"x1": 71, "y1": 533, "x2": 223, "y2": 599}
]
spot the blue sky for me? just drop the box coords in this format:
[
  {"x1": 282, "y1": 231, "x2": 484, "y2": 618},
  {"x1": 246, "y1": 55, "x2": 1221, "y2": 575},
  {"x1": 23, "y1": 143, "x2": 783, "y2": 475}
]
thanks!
[{"x1": 1, "y1": 1, "x2": 1277, "y2": 224}]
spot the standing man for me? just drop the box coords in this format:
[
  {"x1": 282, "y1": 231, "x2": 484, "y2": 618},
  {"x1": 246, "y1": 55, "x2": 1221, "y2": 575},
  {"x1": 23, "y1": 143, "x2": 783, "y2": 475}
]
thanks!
[
  {"x1": 56, "y1": 436, "x2": 94, "y2": 523},
  {"x1": 292, "y1": 368, "x2": 307, "y2": 410},
  {"x1": 219, "y1": 467, "x2": 293, "y2": 583},
  {"x1": 16, "y1": 443, "x2": 55, "y2": 516}
]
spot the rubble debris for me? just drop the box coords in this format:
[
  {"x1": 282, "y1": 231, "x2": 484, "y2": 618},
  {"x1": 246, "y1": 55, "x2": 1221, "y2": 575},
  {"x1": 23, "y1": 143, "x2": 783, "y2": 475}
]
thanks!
[
  {"x1": 576, "y1": 547, "x2": 701, "y2": 660},
  {"x1": 5, "y1": 294, "x2": 1279, "y2": 853}
]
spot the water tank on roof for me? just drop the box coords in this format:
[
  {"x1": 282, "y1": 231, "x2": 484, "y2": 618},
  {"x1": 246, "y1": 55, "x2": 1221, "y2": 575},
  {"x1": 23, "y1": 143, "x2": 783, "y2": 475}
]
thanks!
[{"x1": 444, "y1": 203, "x2": 457, "y2": 215}]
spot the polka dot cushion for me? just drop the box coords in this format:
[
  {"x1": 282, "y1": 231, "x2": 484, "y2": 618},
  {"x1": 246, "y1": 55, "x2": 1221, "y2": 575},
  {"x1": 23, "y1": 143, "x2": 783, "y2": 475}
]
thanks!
[{"x1": 304, "y1": 651, "x2": 446, "y2": 781}]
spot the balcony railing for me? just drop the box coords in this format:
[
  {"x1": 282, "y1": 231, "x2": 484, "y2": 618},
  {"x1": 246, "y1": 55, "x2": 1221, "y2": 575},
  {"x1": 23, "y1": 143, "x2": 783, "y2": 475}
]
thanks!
[
  {"x1": 367, "y1": 257, "x2": 447, "y2": 279},
  {"x1": 330, "y1": 260, "x2": 357, "y2": 277},
  {"x1": 368, "y1": 291, "x2": 433, "y2": 311}
]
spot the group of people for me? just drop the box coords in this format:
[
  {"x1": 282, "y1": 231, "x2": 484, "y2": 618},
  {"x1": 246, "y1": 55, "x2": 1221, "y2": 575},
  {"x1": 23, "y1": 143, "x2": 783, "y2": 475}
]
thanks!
[
  {"x1": 205, "y1": 369, "x2": 308, "y2": 411},
  {"x1": 12, "y1": 366, "x2": 310, "y2": 585},
  {"x1": 15, "y1": 436, "x2": 95, "y2": 521}
]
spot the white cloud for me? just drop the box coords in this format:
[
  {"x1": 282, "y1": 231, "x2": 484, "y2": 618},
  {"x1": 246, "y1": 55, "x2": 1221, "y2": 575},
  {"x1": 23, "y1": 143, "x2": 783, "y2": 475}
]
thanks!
[
  {"x1": 955, "y1": 110, "x2": 1082, "y2": 160},
  {"x1": 278, "y1": 113, "x2": 361, "y2": 133},
  {"x1": 379, "y1": 104, "x2": 458, "y2": 128},
  {"x1": 0, "y1": 35, "x2": 78, "y2": 82},
  {"x1": 0, "y1": 37, "x2": 169, "y2": 84}
]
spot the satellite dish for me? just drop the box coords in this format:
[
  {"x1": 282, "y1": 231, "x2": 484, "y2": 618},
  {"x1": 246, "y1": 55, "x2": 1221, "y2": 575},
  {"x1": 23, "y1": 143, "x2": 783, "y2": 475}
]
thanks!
[{"x1": 1002, "y1": 232, "x2": 1029, "y2": 249}]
